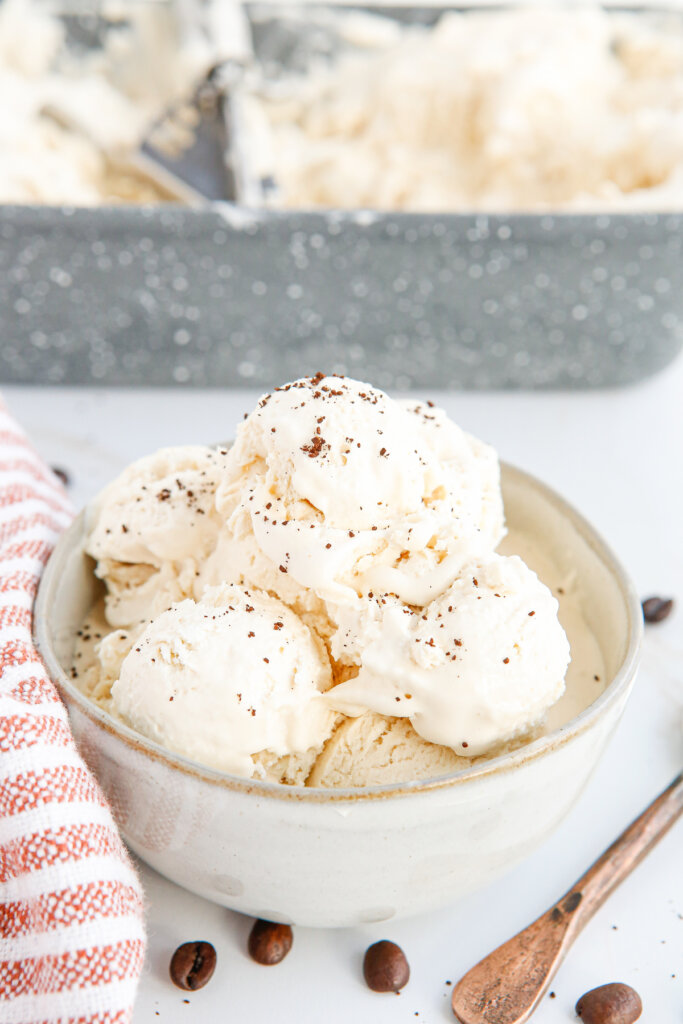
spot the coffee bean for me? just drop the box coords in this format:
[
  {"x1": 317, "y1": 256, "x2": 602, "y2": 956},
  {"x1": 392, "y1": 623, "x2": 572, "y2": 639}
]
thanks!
[
  {"x1": 248, "y1": 919, "x2": 293, "y2": 965},
  {"x1": 576, "y1": 982, "x2": 642, "y2": 1024},
  {"x1": 642, "y1": 596, "x2": 674, "y2": 623},
  {"x1": 363, "y1": 940, "x2": 410, "y2": 992},
  {"x1": 50, "y1": 466, "x2": 70, "y2": 487},
  {"x1": 169, "y1": 941, "x2": 216, "y2": 991}
]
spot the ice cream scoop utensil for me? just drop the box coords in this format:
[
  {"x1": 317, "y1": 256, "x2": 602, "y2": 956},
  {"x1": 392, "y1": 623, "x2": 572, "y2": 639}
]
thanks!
[
  {"x1": 131, "y1": 64, "x2": 237, "y2": 204},
  {"x1": 452, "y1": 771, "x2": 683, "y2": 1024},
  {"x1": 131, "y1": 0, "x2": 252, "y2": 203}
]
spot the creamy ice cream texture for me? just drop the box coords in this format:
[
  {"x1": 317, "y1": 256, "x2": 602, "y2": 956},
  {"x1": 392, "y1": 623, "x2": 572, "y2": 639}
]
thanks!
[
  {"x1": 244, "y1": 6, "x2": 683, "y2": 213},
  {"x1": 327, "y1": 554, "x2": 569, "y2": 757},
  {"x1": 86, "y1": 445, "x2": 230, "y2": 627},
  {"x1": 110, "y1": 583, "x2": 336, "y2": 778},
  {"x1": 202, "y1": 376, "x2": 504, "y2": 609},
  {"x1": 7, "y1": 0, "x2": 683, "y2": 212},
  {"x1": 79, "y1": 374, "x2": 578, "y2": 784}
]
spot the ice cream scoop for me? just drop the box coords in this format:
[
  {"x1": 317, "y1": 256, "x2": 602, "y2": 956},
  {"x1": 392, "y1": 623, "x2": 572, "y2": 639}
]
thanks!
[
  {"x1": 326, "y1": 553, "x2": 570, "y2": 756},
  {"x1": 202, "y1": 374, "x2": 504, "y2": 609},
  {"x1": 111, "y1": 583, "x2": 336, "y2": 777},
  {"x1": 86, "y1": 445, "x2": 230, "y2": 627}
]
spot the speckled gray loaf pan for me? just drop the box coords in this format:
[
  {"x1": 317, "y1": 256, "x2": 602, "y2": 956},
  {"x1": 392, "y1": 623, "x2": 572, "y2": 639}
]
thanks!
[{"x1": 1, "y1": 204, "x2": 682, "y2": 388}]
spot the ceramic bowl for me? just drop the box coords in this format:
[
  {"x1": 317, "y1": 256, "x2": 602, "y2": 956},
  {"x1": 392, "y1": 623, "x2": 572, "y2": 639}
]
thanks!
[{"x1": 34, "y1": 463, "x2": 642, "y2": 927}]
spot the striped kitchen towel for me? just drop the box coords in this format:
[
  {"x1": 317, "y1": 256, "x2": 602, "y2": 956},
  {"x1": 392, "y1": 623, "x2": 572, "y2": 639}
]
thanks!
[{"x1": 0, "y1": 403, "x2": 146, "y2": 1022}]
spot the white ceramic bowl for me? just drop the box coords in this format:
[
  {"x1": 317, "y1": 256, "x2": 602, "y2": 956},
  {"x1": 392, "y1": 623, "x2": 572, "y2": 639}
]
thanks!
[{"x1": 35, "y1": 464, "x2": 642, "y2": 927}]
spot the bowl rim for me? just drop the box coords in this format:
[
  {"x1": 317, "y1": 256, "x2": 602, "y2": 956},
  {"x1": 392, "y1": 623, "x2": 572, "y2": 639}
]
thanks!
[{"x1": 34, "y1": 461, "x2": 643, "y2": 803}]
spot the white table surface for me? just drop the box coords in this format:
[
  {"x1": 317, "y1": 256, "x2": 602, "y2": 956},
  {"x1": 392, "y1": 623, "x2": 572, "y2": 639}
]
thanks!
[{"x1": 7, "y1": 360, "x2": 682, "y2": 1024}]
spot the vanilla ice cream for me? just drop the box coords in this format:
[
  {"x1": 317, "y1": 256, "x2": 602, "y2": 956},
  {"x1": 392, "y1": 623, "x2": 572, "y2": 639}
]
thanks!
[
  {"x1": 308, "y1": 712, "x2": 468, "y2": 788},
  {"x1": 111, "y1": 583, "x2": 336, "y2": 777},
  {"x1": 244, "y1": 6, "x2": 683, "y2": 212},
  {"x1": 85, "y1": 445, "x2": 230, "y2": 627},
  {"x1": 73, "y1": 373, "x2": 589, "y2": 786},
  {"x1": 201, "y1": 375, "x2": 504, "y2": 613},
  {"x1": 327, "y1": 554, "x2": 570, "y2": 756}
]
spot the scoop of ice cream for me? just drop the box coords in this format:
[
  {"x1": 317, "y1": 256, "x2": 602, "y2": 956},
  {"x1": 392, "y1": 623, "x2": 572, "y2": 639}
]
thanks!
[
  {"x1": 111, "y1": 583, "x2": 337, "y2": 777},
  {"x1": 326, "y1": 553, "x2": 570, "y2": 756},
  {"x1": 201, "y1": 374, "x2": 504, "y2": 610},
  {"x1": 85, "y1": 445, "x2": 230, "y2": 627},
  {"x1": 308, "y1": 712, "x2": 468, "y2": 787}
]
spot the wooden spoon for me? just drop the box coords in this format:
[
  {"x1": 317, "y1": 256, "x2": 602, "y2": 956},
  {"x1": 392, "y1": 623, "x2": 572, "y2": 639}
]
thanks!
[{"x1": 452, "y1": 771, "x2": 683, "y2": 1024}]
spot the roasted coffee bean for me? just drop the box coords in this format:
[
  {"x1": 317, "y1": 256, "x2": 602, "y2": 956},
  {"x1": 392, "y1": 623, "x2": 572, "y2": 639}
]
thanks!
[
  {"x1": 642, "y1": 596, "x2": 674, "y2": 623},
  {"x1": 363, "y1": 940, "x2": 410, "y2": 992},
  {"x1": 50, "y1": 466, "x2": 70, "y2": 487},
  {"x1": 248, "y1": 919, "x2": 293, "y2": 965},
  {"x1": 169, "y1": 941, "x2": 216, "y2": 991},
  {"x1": 576, "y1": 982, "x2": 642, "y2": 1024}
]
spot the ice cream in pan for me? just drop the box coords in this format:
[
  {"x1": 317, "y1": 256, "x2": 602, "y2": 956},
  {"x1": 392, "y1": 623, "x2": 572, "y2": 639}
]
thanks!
[{"x1": 73, "y1": 374, "x2": 598, "y2": 786}]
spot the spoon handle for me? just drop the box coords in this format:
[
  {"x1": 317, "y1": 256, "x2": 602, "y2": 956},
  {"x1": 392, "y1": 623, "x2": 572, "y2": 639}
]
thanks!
[
  {"x1": 452, "y1": 771, "x2": 683, "y2": 1024},
  {"x1": 562, "y1": 771, "x2": 683, "y2": 935}
]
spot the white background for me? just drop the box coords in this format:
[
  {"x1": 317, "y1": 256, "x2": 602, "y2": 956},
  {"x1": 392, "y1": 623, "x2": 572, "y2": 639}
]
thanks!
[{"x1": 8, "y1": 355, "x2": 682, "y2": 1023}]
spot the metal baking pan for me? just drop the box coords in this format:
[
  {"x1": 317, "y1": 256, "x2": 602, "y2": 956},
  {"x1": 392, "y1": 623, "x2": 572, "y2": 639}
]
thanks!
[{"x1": 1, "y1": 3, "x2": 682, "y2": 389}]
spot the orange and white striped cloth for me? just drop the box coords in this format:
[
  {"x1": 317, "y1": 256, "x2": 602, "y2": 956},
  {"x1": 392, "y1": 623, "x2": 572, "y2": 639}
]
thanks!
[{"x1": 0, "y1": 403, "x2": 145, "y2": 1022}]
